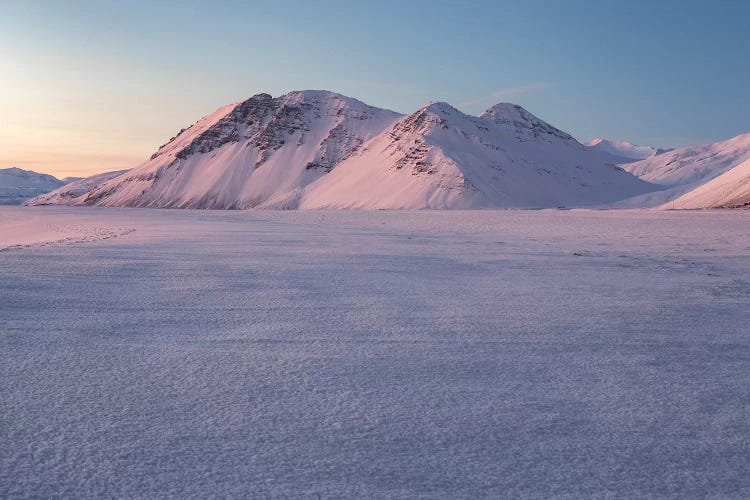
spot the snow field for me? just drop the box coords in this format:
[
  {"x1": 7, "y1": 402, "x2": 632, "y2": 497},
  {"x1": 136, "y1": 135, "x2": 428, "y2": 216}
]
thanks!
[{"x1": 2, "y1": 206, "x2": 750, "y2": 498}]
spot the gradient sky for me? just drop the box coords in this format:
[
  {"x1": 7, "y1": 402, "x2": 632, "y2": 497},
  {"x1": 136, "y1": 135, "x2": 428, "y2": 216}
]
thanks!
[{"x1": 2, "y1": 0, "x2": 748, "y2": 178}]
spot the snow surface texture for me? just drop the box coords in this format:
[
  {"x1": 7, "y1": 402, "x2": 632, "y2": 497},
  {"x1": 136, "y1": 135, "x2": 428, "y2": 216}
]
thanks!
[
  {"x1": 24, "y1": 92, "x2": 658, "y2": 209},
  {"x1": 0, "y1": 167, "x2": 67, "y2": 205},
  {"x1": 584, "y1": 138, "x2": 662, "y2": 162},
  {"x1": 2, "y1": 206, "x2": 750, "y2": 498}
]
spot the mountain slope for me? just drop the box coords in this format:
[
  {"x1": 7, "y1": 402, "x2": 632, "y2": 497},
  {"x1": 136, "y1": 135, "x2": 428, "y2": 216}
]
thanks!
[
  {"x1": 623, "y1": 133, "x2": 750, "y2": 186},
  {"x1": 28, "y1": 169, "x2": 131, "y2": 205},
  {"x1": 25, "y1": 93, "x2": 661, "y2": 210},
  {"x1": 585, "y1": 138, "x2": 662, "y2": 162},
  {"x1": 27, "y1": 91, "x2": 401, "y2": 209},
  {"x1": 666, "y1": 159, "x2": 750, "y2": 209},
  {"x1": 0, "y1": 167, "x2": 66, "y2": 205},
  {"x1": 296, "y1": 102, "x2": 658, "y2": 209},
  {"x1": 613, "y1": 133, "x2": 750, "y2": 207}
]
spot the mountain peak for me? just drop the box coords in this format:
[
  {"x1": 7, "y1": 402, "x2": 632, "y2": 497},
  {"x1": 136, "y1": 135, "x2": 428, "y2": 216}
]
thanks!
[
  {"x1": 282, "y1": 90, "x2": 395, "y2": 115},
  {"x1": 481, "y1": 103, "x2": 577, "y2": 144},
  {"x1": 585, "y1": 138, "x2": 640, "y2": 148},
  {"x1": 482, "y1": 102, "x2": 526, "y2": 114},
  {"x1": 1, "y1": 167, "x2": 31, "y2": 175},
  {"x1": 481, "y1": 102, "x2": 540, "y2": 122},
  {"x1": 29, "y1": 90, "x2": 402, "y2": 209},
  {"x1": 422, "y1": 101, "x2": 459, "y2": 113},
  {"x1": 584, "y1": 137, "x2": 660, "y2": 161},
  {"x1": 24, "y1": 90, "x2": 659, "y2": 210},
  {"x1": 388, "y1": 102, "x2": 460, "y2": 135},
  {"x1": 0, "y1": 166, "x2": 60, "y2": 181}
]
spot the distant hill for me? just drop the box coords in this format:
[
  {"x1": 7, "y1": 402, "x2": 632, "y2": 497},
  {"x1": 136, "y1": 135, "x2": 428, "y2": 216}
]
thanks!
[
  {"x1": 584, "y1": 138, "x2": 665, "y2": 162},
  {"x1": 0, "y1": 167, "x2": 67, "y2": 205}
]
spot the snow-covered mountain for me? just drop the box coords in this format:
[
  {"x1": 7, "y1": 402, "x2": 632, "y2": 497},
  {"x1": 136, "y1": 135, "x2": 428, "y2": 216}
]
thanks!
[
  {"x1": 27, "y1": 91, "x2": 401, "y2": 209},
  {"x1": 0, "y1": 167, "x2": 67, "y2": 205},
  {"x1": 26, "y1": 91, "x2": 659, "y2": 210},
  {"x1": 666, "y1": 159, "x2": 750, "y2": 209},
  {"x1": 29, "y1": 169, "x2": 131, "y2": 205},
  {"x1": 584, "y1": 138, "x2": 663, "y2": 162},
  {"x1": 624, "y1": 133, "x2": 750, "y2": 186},
  {"x1": 612, "y1": 133, "x2": 750, "y2": 208},
  {"x1": 295, "y1": 102, "x2": 657, "y2": 209}
]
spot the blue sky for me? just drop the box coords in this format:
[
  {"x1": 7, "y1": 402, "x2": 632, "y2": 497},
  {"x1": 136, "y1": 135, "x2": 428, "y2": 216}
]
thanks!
[{"x1": 1, "y1": 0, "x2": 748, "y2": 176}]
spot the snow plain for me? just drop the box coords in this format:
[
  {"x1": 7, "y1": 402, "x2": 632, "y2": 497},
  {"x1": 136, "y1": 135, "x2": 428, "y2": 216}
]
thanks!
[{"x1": 2, "y1": 206, "x2": 750, "y2": 498}]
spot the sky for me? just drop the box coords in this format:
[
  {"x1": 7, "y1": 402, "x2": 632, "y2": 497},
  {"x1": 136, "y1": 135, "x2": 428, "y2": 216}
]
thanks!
[{"x1": 1, "y1": 0, "x2": 748, "y2": 178}]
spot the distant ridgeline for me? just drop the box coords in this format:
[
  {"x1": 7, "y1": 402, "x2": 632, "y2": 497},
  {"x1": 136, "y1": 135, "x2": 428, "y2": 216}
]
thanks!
[
  {"x1": 23, "y1": 91, "x2": 750, "y2": 210},
  {"x1": 0, "y1": 167, "x2": 68, "y2": 205}
]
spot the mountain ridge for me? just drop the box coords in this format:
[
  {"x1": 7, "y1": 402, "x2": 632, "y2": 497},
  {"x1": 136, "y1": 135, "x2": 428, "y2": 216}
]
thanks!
[
  {"x1": 30, "y1": 90, "x2": 401, "y2": 209},
  {"x1": 26, "y1": 90, "x2": 661, "y2": 209},
  {"x1": 296, "y1": 100, "x2": 656, "y2": 209},
  {"x1": 604, "y1": 132, "x2": 750, "y2": 208},
  {"x1": 667, "y1": 158, "x2": 750, "y2": 209},
  {"x1": 584, "y1": 138, "x2": 664, "y2": 162},
  {"x1": 0, "y1": 167, "x2": 68, "y2": 205}
]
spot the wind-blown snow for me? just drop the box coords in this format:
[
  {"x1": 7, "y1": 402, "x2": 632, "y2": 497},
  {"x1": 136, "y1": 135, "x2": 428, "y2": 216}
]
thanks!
[
  {"x1": 0, "y1": 209, "x2": 135, "y2": 250},
  {"x1": 2, "y1": 206, "x2": 750, "y2": 498}
]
